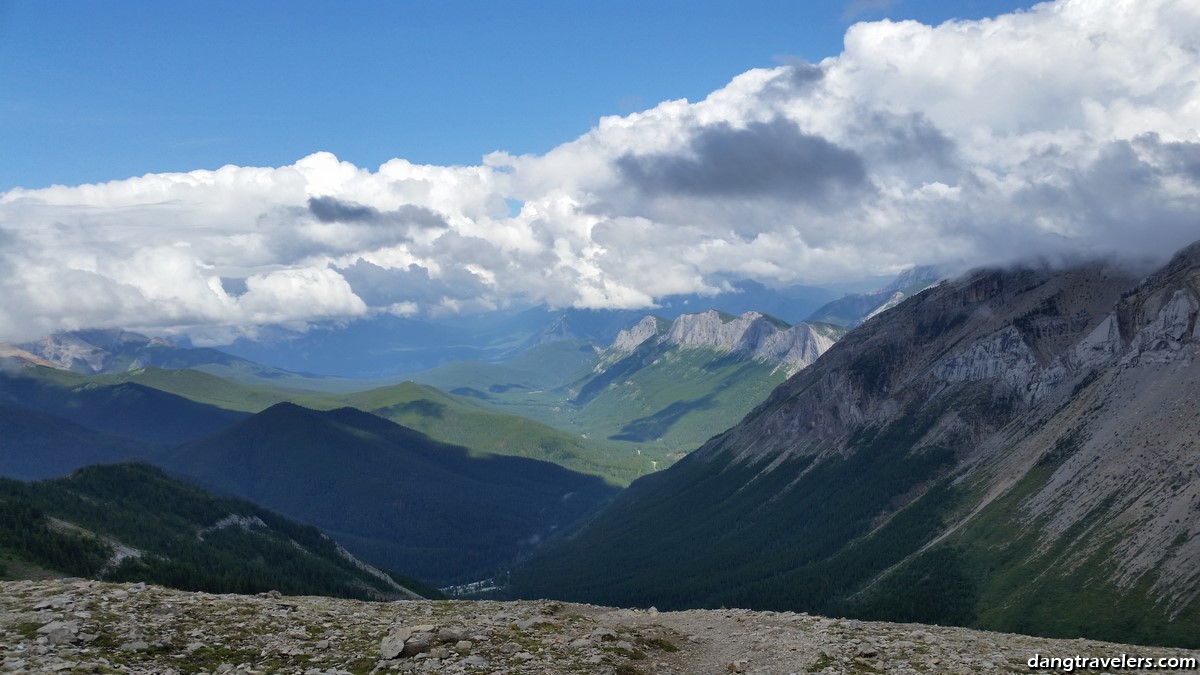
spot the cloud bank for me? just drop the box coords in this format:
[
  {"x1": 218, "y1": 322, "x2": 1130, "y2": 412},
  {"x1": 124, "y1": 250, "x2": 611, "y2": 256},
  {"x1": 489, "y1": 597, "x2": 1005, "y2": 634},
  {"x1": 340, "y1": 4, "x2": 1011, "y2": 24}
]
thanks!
[{"x1": 2, "y1": 0, "x2": 1198, "y2": 343}]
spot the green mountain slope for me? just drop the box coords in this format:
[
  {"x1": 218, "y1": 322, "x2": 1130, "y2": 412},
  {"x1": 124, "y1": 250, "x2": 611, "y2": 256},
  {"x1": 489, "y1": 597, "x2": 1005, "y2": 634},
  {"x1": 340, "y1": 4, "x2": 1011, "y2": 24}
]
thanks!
[
  {"x1": 0, "y1": 463, "x2": 432, "y2": 600},
  {"x1": 159, "y1": 403, "x2": 619, "y2": 585},
  {"x1": 409, "y1": 333, "x2": 803, "y2": 474},
  {"x1": 0, "y1": 372, "x2": 248, "y2": 444},
  {"x1": 16, "y1": 364, "x2": 635, "y2": 483},
  {"x1": 342, "y1": 381, "x2": 641, "y2": 483}
]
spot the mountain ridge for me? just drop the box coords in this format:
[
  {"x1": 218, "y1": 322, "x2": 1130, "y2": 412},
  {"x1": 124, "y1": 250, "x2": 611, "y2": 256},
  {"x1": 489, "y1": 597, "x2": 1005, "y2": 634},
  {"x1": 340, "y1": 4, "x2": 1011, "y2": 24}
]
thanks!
[{"x1": 607, "y1": 310, "x2": 840, "y2": 375}]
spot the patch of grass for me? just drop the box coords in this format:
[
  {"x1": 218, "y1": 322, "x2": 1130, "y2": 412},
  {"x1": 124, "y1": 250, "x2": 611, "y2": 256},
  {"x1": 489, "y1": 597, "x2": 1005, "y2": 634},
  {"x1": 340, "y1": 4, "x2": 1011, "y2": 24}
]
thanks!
[
  {"x1": 636, "y1": 636, "x2": 679, "y2": 652},
  {"x1": 807, "y1": 652, "x2": 836, "y2": 672}
]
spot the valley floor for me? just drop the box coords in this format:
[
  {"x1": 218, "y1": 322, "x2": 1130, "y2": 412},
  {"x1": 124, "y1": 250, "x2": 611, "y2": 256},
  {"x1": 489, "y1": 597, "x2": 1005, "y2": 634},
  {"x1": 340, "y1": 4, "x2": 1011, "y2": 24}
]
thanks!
[{"x1": 2, "y1": 579, "x2": 1198, "y2": 674}]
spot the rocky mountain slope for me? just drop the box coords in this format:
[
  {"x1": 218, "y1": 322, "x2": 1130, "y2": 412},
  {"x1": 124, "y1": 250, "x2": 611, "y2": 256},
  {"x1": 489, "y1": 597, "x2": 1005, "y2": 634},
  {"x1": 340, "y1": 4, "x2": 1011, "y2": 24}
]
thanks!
[
  {"x1": 513, "y1": 242, "x2": 1200, "y2": 648},
  {"x1": 3, "y1": 579, "x2": 1197, "y2": 674}
]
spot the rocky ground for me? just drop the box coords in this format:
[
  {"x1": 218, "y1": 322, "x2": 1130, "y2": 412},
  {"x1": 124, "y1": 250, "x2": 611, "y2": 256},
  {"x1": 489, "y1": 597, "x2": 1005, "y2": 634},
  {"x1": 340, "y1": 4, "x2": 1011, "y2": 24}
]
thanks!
[{"x1": 2, "y1": 579, "x2": 1198, "y2": 674}]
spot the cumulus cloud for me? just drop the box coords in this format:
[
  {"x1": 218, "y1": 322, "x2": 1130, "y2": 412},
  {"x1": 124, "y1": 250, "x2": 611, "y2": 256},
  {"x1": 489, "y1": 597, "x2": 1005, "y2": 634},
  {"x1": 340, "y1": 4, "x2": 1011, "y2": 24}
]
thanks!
[
  {"x1": 614, "y1": 117, "x2": 869, "y2": 203},
  {"x1": 1, "y1": 0, "x2": 1199, "y2": 343}
]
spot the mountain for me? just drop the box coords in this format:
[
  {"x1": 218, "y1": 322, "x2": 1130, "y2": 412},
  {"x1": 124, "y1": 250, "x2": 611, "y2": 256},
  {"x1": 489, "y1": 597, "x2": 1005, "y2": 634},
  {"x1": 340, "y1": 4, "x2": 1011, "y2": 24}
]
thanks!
[
  {"x1": 511, "y1": 243, "x2": 1200, "y2": 649},
  {"x1": 0, "y1": 371, "x2": 248, "y2": 444},
  {"x1": 6, "y1": 361, "x2": 638, "y2": 484},
  {"x1": 0, "y1": 405, "x2": 153, "y2": 480},
  {"x1": 16, "y1": 329, "x2": 337, "y2": 389},
  {"x1": 342, "y1": 381, "x2": 642, "y2": 483},
  {"x1": 0, "y1": 463, "x2": 432, "y2": 600},
  {"x1": 806, "y1": 265, "x2": 941, "y2": 327},
  {"x1": 158, "y1": 403, "x2": 618, "y2": 585},
  {"x1": 607, "y1": 309, "x2": 842, "y2": 375},
  {"x1": 0, "y1": 344, "x2": 58, "y2": 369}
]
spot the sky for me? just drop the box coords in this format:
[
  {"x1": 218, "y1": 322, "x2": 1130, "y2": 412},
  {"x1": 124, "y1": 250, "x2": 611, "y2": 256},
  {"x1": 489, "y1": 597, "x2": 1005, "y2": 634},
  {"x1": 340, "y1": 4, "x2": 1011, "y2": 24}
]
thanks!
[{"x1": 1, "y1": 0, "x2": 1199, "y2": 344}]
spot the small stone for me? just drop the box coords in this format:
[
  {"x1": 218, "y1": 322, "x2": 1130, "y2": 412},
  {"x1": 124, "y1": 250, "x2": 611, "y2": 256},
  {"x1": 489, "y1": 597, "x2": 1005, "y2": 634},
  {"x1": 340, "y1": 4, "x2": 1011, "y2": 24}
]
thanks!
[
  {"x1": 119, "y1": 640, "x2": 150, "y2": 652},
  {"x1": 462, "y1": 655, "x2": 490, "y2": 668},
  {"x1": 454, "y1": 640, "x2": 473, "y2": 653},
  {"x1": 401, "y1": 632, "x2": 434, "y2": 657},
  {"x1": 314, "y1": 639, "x2": 330, "y2": 650},
  {"x1": 438, "y1": 626, "x2": 469, "y2": 643},
  {"x1": 499, "y1": 642, "x2": 522, "y2": 654},
  {"x1": 381, "y1": 627, "x2": 412, "y2": 659},
  {"x1": 37, "y1": 621, "x2": 79, "y2": 646},
  {"x1": 514, "y1": 651, "x2": 535, "y2": 661}
]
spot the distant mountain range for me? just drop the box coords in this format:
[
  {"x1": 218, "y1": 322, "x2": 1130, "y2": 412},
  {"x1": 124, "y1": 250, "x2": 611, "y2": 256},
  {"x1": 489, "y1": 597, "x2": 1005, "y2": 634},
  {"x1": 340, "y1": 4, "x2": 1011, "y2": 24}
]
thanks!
[
  {"x1": 511, "y1": 242, "x2": 1200, "y2": 649},
  {"x1": 193, "y1": 279, "x2": 854, "y2": 378}
]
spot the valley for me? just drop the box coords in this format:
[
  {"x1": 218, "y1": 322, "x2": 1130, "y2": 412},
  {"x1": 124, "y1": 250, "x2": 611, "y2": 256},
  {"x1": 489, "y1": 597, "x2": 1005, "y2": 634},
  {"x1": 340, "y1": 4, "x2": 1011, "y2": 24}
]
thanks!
[{"x1": 3, "y1": 251, "x2": 1199, "y2": 652}]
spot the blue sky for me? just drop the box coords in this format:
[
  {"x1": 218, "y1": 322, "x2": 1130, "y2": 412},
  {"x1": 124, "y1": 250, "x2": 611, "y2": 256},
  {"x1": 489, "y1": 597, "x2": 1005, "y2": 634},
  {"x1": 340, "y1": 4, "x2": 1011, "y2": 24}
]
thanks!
[
  {"x1": 0, "y1": 0, "x2": 1037, "y2": 190},
  {"x1": 2, "y1": 0, "x2": 1197, "y2": 343}
]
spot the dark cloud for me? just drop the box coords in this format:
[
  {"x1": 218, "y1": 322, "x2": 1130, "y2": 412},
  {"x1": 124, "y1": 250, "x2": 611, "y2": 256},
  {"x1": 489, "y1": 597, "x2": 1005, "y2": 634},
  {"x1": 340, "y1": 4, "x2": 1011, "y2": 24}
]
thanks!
[
  {"x1": 760, "y1": 61, "x2": 825, "y2": 102},
  {"x1": 615, "y1": 118, "x2": 868, "y2": 203},
  {"x1": 774, "y1": 60, "x2": 825, "y2": 89},
  {"x1": 308, "y1": 196, "x2": 380, "y2": 223},
  {"x1": 1137, "y1": 133, "x2": 1200, "y2": 184},
  {"x1": 856, "y1": 110, "x2": 956, "y2": 167},
  {"x1": 307, "y1": 196, "x2": 449, "y2": 229},
  {"x1": 1005, "y1": 137, "x2": 1200, "y2": 262},
  {"x1": 340, "y1": 258, "x2": 489, "y2": 308}
]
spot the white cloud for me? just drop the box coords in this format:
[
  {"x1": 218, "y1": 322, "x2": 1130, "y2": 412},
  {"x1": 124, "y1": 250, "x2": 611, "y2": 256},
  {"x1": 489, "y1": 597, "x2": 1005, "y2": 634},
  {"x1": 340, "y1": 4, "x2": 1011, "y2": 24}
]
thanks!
[{"x1": 1, "y1": 0, "x2": 1198, "y2": 343}]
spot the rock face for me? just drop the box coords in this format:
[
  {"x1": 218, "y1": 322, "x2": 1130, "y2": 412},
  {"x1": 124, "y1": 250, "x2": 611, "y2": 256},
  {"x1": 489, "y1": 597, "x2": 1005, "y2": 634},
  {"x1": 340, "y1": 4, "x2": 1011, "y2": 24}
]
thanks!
[
  {"x1": 608, "y1": 310, "x2": 839, "y2": 374},
  {"x1": 609, "y1": 315, "x2": 666, "y2": 354},
  {"x1": 514, "y1": 241, "x2": 1200, "y2": 647},
  {"x1": 3, "y1": 579, "x2": 1197, "y2": 675},
  {"x1": 21, "y1": 329, "x2": 156, "y2": 373}
]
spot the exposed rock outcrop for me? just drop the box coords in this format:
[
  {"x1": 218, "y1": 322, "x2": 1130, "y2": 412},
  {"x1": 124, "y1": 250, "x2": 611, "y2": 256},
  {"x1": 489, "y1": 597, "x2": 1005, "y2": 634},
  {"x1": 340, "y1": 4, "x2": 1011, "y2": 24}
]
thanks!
[{"x1": 608, "y1": 310, "x2": 839, "y2": 375}]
